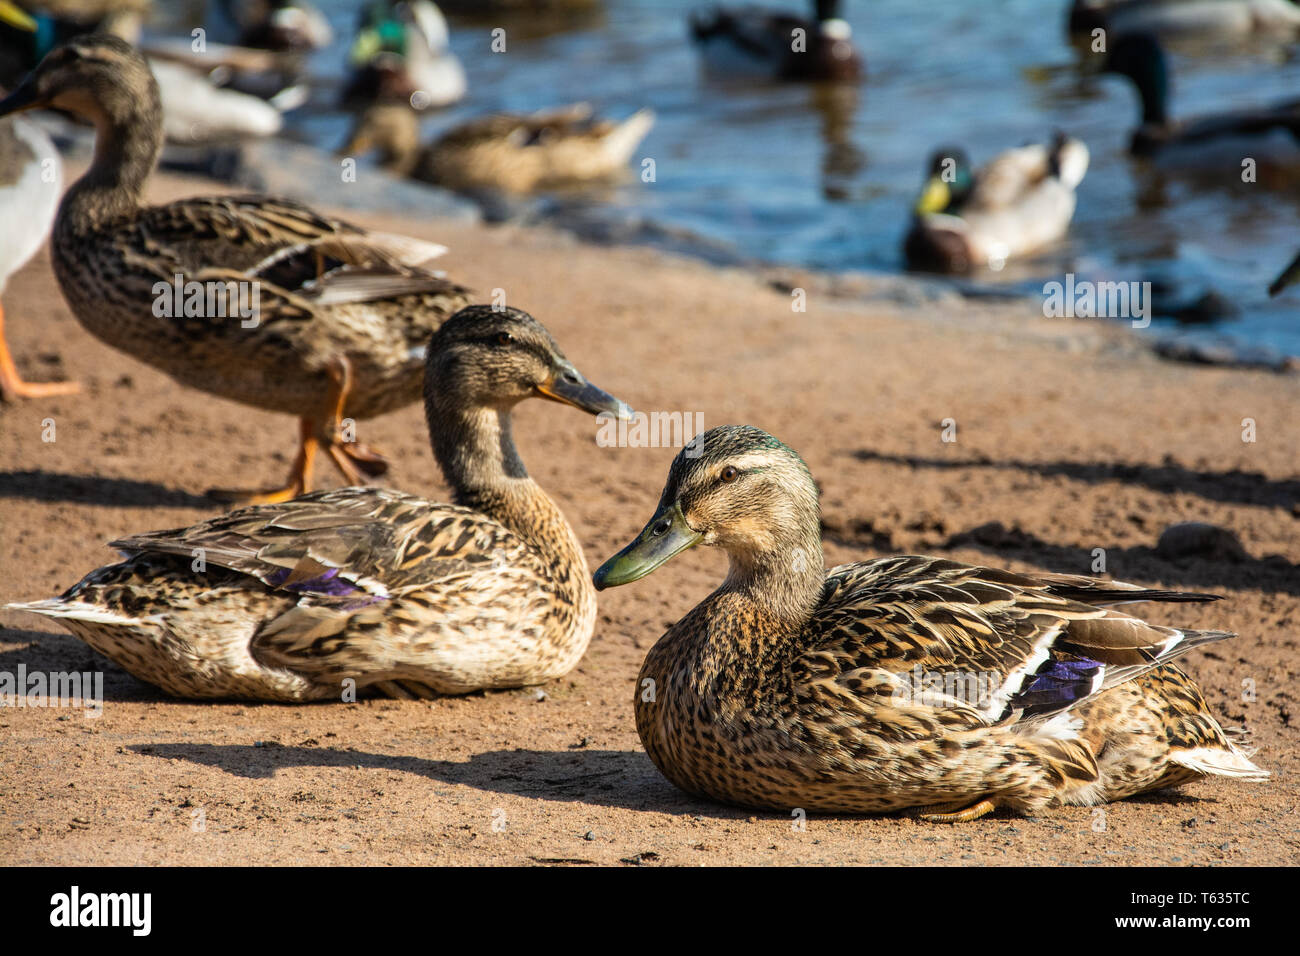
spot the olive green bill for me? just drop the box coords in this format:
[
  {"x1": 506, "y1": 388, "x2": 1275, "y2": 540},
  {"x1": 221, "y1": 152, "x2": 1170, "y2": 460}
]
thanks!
[
  {"x1": 535, "y1": 363, "x2": 631, "y2": 419},
  {"x1": 593, "y1": 500, "x2": 702, "y2": 590},
  {"x1": 0, "y1": 1, "x2": 36, "y2": 32}
]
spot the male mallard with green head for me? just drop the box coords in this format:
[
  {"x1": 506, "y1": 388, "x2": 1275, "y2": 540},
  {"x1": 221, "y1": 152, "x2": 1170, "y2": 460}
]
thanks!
[
  {"x1": 342, "y1": 0, "x2": 466, "y2": 110},
  {"x1": 595, "y1": 425, "x2": 1266, "y2": 820},
  {"x1": 904, "y1": 134, "x2": 1089, "y2": 274},
  {"x1": 690, "y1": 0, "x2": 862, "y2": 82},
  {"x1": 8, "y1": 306, "x2": 630, "y2": 701},
  {"x1": 1101, "y1": 31, "x2": 1300, "y2": 174},
  {"x1": 0, "y1": 34, "x2": 473, "y2": 503}
]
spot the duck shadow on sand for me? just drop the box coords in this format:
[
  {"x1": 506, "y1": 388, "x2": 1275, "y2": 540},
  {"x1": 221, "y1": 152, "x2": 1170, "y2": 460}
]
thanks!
[
  {"x1": 848, "y1": 449, "x2": 1300, "y2": 511},
  {"x1": 0, "y1": 470, "x2": 214, "y2": 508},
  {"x1": 131, "y1": 741, "x2": 739, "y2": 818}
]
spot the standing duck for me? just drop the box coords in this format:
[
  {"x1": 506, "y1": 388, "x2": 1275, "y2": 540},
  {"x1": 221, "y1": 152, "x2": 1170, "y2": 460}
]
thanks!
[
  {"x1": 342, "y1": 0, "x2": 466, "y2": 110},
  {"x1": 7, "y1": 306, "x2": 630, "y2": 701},
  {"x1": 594, "y1": 426, "x2": 1266, "y2": 819},
  {"x1": 0, "y1": 35, "x2": 472, "y2": 503},
  {"x1": 690, "y1": 0, "x2": 862, "y2": 82},
  {"x1": 904, "y1": 135, "x2": 1090, "y2": 273},
  {"x1": 1101, "y1": 31, "x2": 1300, "y2": 173},
  {"x1": 339, "y1": 102, "x2": 656, "y2": 193}
]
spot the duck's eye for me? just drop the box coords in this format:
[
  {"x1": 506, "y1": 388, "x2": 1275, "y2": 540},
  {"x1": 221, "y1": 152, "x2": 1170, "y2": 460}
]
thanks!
[
  {"x1": 720, "y1": 466, "x2": 739, "y2": 483},
  {"x1": 494, "y1": 331, "x2": 513, "y2": 346}
]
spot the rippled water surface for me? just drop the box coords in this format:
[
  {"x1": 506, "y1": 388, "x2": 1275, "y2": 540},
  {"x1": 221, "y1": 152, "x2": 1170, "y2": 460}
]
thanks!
[{"x1": 161, "y1": 0, "x2": 1300, "y2": 357}]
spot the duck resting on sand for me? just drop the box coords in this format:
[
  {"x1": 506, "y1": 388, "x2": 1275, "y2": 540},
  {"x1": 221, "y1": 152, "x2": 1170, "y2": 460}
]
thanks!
[
  {"x1": 0, "y1": 34, "x2": 472, "y2": 503},
  {"x1": 8, "y1": 307, "x2": 630, "y2": 701},
  {"x1": 594, "y1": 425, "x2": 1267, "y2": 820}
]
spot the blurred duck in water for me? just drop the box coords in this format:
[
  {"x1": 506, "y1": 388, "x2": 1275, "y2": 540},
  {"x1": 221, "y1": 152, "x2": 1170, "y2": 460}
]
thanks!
[
  {"x1": 904, "y1": 134, "x2": 1090, "y2": 274},
  {"x1": 215, "y1": 0, "x2": 333, "y2": 52},
  {"x1": 1100, "y1": 31, "x2": 1300, "y2": 180},
  {"x1": 689, "y1": 0, "x2": 862, "y2": 81},
  {"x1": 1069, "y1": 0, "x2": 1300, "y2": 40},
  {"x1": 339, "y1": 101, "x2": 655, "y2": 194},
  {"x1": 342, "y1": 0, "x2": 466, "y2": 110}
]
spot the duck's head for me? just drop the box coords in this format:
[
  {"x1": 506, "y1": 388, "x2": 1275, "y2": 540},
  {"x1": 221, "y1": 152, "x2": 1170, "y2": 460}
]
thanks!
[
  {"x1": 594, "y1": 425, "x2": 821, "y2": 590},
  {"x1": 338, "y1": 103, "x2": 422, "y2": 174},
  {"x1": 425, "y1": 305, "x2": 628, "y2": 421},
  {"x1": 914, "y1": 146, "x2": 973, "y2": 215},
  {"x1": 1101, "y1": 31, "x2": 1169, "y2": 125},
  {"x1": 0, "y1": 33, "x2": 159, "y2": 132}
]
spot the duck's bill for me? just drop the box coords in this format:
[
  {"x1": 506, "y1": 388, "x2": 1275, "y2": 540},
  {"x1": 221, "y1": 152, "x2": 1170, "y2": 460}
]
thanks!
[
  {"x1": 536, "y1": 369, "x2": 631, "y2": 419},
  {"x1": 0, "y1": 1, "x2": 37, "y2": 32},
  {"x1": 593, "y1": 501, "x2": 702, "y2": 590},
  {"x1": 1268, "y1": 251, "x2": 1300, "y2": 298},
  {"x1": 914, "y1": 176, "x2": 950, "y2": 215}
]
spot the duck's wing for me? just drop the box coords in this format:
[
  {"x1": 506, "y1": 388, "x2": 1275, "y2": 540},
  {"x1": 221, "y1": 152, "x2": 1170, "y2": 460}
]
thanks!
[
  {"x1": 1173, "y1": 104, "x2": 1300, "y2": 145},
  {"x1": 794, "y1": 555, "x2": 1227, "y2": 726},
  {"x1": 108, "y1": 487, "x2": 543, "y2": 661},
  {"x1": 132, "y1": 194, "x2": 453, "y2": 294},
  {"x1": 689, "y1": 6, "x2": 805, "y2": 58}
]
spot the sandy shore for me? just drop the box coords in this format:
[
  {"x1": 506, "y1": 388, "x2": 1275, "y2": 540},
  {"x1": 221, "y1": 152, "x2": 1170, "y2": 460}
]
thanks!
[{"x1": 1, "y1": 166, "x2": 1297, "y2": 866}]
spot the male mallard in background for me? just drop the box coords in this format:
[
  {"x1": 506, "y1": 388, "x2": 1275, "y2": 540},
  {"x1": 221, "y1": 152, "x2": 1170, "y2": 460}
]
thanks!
[
  {"x1": 340, "y1": 102, "x2": 655, "y2": 194},
  {"x1": 1101, "y1": 31, "x2": 1300, "y2": 173},
  {"x1": 690, "y1": 0, "x2": 862, "y2": 82},
  {"x1": 8, "y1": 307, "x2": 630, "y2": 701},
  {"x1": 904, "y1": 134, "x2": 1089, "y2": 274},
  {"x1": 594, "y1": 425, "x2": 1267, "y2": 819},
  {"x1": 342, "y1": 0, "x2": 466, "y2": 110},
  {"x1": 1069, "y1": 0, "x2": 1300, "y2": 40},
  {"x1": 216, "y1": 0, "x2": 333, "y2": 52},
  {"x1": 0, "y1": 35, "x2": 471, "y2": 503}
]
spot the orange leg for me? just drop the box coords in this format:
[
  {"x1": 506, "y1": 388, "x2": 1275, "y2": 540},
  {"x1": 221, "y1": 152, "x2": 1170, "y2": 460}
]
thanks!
[
  {"x1": 207, "y1": 357, "x2": 387, "y2": 505},
  {"x1": 918, "y1": 798, "x2": 998, "y2": 824},
  {"x1": 320, "y1": 356, "x2": 388, "y2": 487},
  {"x1": 208, "y1": 417, "x2": 319, "y2": 506},
  {"x1": 0, "y1": 300, "x2": 80, "y2": 401}
]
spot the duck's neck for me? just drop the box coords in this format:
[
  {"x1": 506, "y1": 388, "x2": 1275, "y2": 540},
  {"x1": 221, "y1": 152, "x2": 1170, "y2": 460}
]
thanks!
[
  {"x1": 429, "y1": 402, "x2": 584, "y2": 568},
  {"x1": 720, "y1": 526, "x2": 827, "y2": 635},
  {"x1": 58, "y1": 97, "x2": 162, "y2": 235},
  {"x1": 1129, "y1": 61, "x2": 1169, "y2": 128}
]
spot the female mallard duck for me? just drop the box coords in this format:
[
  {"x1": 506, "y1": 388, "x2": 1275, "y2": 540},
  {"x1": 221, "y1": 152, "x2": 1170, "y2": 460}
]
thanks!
[
  {"x1": 340, "y1": 102, "x2": 656, "y2": 194},
  {"x1": 342, "y1": 0, "x2": 466, "y2": 110},
  {"x1": 7, "y1": 306, "x2": 629, "y2": 701},
  {"x1": 1101, "y1": 31, "x2": 1300, "y2": 172},
  {"x1": 0, "y1": 34, "x2": 472, "y2": 503},
  {"x1": 689, "y1": 0, "x2": 862, "y2": 82},
  {"x1": 1070, "y1": 0, "x2": 1300, "y2": 40},
  {"x1": 594, "y1": 425, "x2": 1267, "y2": 819},
  {"x1": 904, "y1": 134, "x2": 1090, "y2": 274}
]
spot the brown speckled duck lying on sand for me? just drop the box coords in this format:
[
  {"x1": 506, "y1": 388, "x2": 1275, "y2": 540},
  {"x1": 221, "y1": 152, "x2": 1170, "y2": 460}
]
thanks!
[
  {"x1": 594, "y1": 425, "x2": 1267, "y2": 821},
  {"x1": 9, "y1": 306, "x2": 631, "y2": 701}
]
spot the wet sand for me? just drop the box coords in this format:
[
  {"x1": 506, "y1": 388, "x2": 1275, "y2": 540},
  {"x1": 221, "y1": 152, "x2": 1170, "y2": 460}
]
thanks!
[{"x1": 1, "y1": 168, "x2": 1296, "y2": 866}]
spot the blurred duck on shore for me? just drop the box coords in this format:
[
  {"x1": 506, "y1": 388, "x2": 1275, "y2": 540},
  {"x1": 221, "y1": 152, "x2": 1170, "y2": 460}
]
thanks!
[
  {"x1": 340, "y1": 101, "x2": 655, "y2": 194},
  {"x1": 904, "y1": 134, "x2": 1090, "y2": 274},
  {"x1": 690, "y1": 0, "x2": 862, "y2": 82},
  {"x1": 1100, "y1": 31, "x2": 1300, "y2": 182},
  {"x1": 1069, "y1": 0, "x2": 1300, "y2": 40},
  {"x1": 342, "y1": 0, "x2": 466, "y2": 110}
]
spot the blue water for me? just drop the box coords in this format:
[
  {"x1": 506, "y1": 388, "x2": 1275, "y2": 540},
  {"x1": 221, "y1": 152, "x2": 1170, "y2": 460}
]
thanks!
[{"x1": 165, "y1": 0, "x2": 1300, "y2": 358}]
